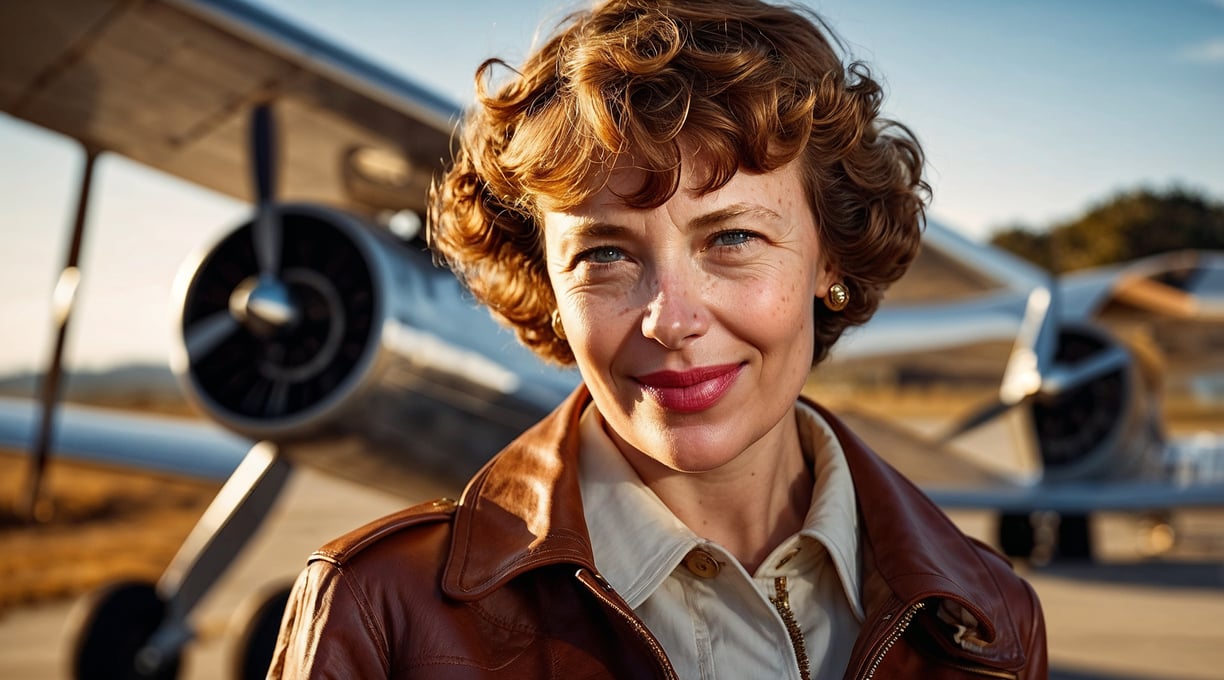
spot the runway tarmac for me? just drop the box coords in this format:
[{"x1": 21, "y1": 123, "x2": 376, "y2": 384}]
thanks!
[{"x1": 2, "y1": 465, "x2": 1223, "y2": 679}]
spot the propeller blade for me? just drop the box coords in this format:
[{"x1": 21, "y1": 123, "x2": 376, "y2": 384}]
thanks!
[
  {"x1": 252, "y1": 104, "x2": 274, "y2": 206},
  {"x1": 940, "y1": 398, "x2": 1018, "y2": 442},
  {"x1": 1033, "y1": 277, "x2": 1060, "y2": 377},
  {"x1": 999, "y1": 286, "x2": 1053, "y2": 404},
  {"x1": 185, "y1": 310, "x2": 240, "y2": 360},
  {"x1": 251, "y1": 104, "x2": 282, "y2": 277},
  {"x1": 1039, "y1": 345, "x2": 1130, "y2": 397}
]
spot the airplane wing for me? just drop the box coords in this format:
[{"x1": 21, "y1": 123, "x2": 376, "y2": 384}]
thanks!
[
  {"x1": 0, "y1": 0, "x2": 459, "y2": 216},
  {"x1": 1059, "y1": 250, "x2": 1224, "y2": 322},
  {"x1": 3, "y1": 1, "x2": 1221, "y2": 675},
  {"x1": 0, "y1": 396, "x2": 248, "y2": 481},
  {"x1": 838, "y1": 409, "x2": 1224, "y2": 513},
  {"x1": 886, "y1": 220, "x2": 1052, "y2": 303},
  {"x1": 924, "y1": 476, "x2": 1224, "y2": 514}
]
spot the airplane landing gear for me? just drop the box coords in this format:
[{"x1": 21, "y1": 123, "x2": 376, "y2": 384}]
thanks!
[
  {"x1": 997, "y1": 511, "x2": 1094, "y2": 563},
  {"x1": 68, "y1": 580, "x2": 180, "y2": 679}
]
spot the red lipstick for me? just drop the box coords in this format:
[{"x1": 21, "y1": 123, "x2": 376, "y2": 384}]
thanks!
[{"x1": 635, "y1": 364, "x2": 742, "y2": 412}]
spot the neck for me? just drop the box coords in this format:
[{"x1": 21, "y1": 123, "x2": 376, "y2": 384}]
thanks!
[{"x1": 620, "y1": 409, "x2": 813, "y2": 573}]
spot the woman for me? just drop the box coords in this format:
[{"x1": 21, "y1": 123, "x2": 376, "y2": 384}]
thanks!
[{"x1": 270, "y1": 1, "x2": 1047, "y2": 678}]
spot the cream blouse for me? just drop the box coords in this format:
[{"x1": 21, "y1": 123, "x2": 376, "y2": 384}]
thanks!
[{"x1": 577, "y1": 402, "x2": 864, "y2": 680}]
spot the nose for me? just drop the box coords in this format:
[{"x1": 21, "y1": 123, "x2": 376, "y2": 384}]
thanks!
[{"x1": 641, "y1": 269, "x2": 709, "y2": 349}]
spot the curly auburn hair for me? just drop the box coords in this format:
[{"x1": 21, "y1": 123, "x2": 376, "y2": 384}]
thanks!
[{"x1": 429, "y1": 0, "x2": 928, "y2": 366}]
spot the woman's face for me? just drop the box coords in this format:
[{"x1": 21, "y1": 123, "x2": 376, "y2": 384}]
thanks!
[{"x1": 542, "y1": 156, "x2": 835, "y2": 474}]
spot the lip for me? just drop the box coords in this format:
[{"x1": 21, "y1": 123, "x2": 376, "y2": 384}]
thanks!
[{"x1": 634, "y1": 363, "x2": 743, "y2": 413}]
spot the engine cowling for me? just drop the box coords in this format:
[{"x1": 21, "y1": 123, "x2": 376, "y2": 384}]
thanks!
[
  {"x1": 171, "y1": 204, "x2": 576, "y2": 496},
  {"x1": 1028, "y1": 324, "x2": 1162, "y2": 483}
]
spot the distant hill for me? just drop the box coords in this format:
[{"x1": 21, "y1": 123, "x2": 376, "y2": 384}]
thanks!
[{"x1": 0, "y1": 363, "x2": 197, "y2": 417}]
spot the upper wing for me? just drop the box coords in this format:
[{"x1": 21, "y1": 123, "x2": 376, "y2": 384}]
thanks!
[
  {"x1": 886, "y1": 220, "x2": 1052, "y2": 304},
  {"x1": 0, "y1": 397, "x2": 249, "y2": 481},
  {"x1": 832, "y1": 220, "x2": 1048, "y2": 362},
  {"x1": 1059, "y1": 250, "x2": 1224, "y2": 322},
  {"x1": 0, "y1": 0, "x2": 459, "y2": 216}
]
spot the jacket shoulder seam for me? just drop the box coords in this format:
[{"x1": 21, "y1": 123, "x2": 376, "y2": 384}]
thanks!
[
  {"x1": 334, "y1": 562, "x2": 392, "y2": 672},
  {"x1": 311, "y1": 498, "x2": 457, "y2": 565}
]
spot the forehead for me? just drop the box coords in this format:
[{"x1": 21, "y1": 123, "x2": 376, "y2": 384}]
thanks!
[{"x1": 544, "y1": 154, "x2": 807, "y2": 220}]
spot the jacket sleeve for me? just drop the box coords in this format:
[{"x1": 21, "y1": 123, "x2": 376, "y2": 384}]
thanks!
[
  {"x1": 1020, "y1": 578, "x2": 1048, "y2": 680},
  {"x1": 267, "y1": 559, "x2": 390, "y2": 679}
]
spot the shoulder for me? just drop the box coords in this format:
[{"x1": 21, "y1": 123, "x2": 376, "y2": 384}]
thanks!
[{"x1": 310, "y1": 497, "x2": 458, "y2": 567}]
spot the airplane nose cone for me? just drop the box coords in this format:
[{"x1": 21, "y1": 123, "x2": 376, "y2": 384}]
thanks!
[{"x1": 229, "y1": 275, "x2": 299, "y2": 336}]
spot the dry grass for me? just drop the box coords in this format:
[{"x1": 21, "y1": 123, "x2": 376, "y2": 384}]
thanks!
[{"x1": 0, "y1": 451, "x2": 218, "y2": 613}]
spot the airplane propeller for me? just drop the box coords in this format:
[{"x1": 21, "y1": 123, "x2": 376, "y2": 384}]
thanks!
[
  {"x1": 182, "y1": 104, "x2": 297, "y2": 362},
  {"x1": 243, "y1": 103, "x2": 298, "y2": 335},
  {"x1": 251, "y1": 104, "x2": 282, "y2": 280},
  {"x1": 940, "y1": 279, "x2": 1127, "y2": 442}
]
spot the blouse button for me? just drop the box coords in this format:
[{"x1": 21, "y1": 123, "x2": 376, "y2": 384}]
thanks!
[
  {"x1": 683, "y1": 549, "x2": 721, "y2": 579},
  {"x1": 775, "y1": 547, "x2": 801, "y2": 569}
]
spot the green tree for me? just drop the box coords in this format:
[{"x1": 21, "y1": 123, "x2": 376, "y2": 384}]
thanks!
[
  {"x1": 990, "y1": 186, "x2": 1224, "y2": 272},
  {"x1": 989, "y1": 223, "x2": 1054, "y2": 271}
]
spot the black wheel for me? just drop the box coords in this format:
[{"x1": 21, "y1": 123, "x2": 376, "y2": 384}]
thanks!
[
  {"x1": 1056, "y1": 513, "x2": 1093, "y2": 561},
  {"x1": 997, "y1": 513, "x2": 1035, "y2": 559},
  {"x1": 68, "y1": 580, "x2": 180, "y2": 679},
  {"x1": 229, "y1": 582, "x2": 294, "y2": 680}
]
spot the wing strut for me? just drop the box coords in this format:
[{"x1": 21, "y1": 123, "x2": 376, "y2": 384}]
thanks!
[{"x1": 20, "y1": 144, "x2": 100, "y2": 522}]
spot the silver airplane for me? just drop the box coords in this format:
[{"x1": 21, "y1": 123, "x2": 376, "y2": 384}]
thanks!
[{"x1": 2, "y1": 0, "x2": 1222, "y2": 678}]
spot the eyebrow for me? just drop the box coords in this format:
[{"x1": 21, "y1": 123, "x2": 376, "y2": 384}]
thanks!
[
  {"x1": 555, "y1": 222, "x2": 631, "y2": 254},
  {"x1": 556, "y1": 202, "x2": 783, "y2": 250},
  {"x1": 688, "y1": 203, "x2": 782, "y2": 230}
]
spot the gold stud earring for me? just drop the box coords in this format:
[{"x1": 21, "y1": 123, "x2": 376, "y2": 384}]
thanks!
[
  {"x1": 825, "y1": 282, "x2": 849, "y2": 312},
  {"x1": 551, "y1": 310, "x2": 567, "y2": 340}
]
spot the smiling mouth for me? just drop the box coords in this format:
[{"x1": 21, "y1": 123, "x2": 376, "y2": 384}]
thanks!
[{"x1": 634, "y1": 364, "x2": 743, "y2": 412}]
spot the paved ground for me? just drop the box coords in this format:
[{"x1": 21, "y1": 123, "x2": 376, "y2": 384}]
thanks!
[{"x1": 2, "y1": 465, "x2": 1223, "y2": 679}]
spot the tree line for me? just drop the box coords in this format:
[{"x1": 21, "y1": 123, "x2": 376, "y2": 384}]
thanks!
[{"x1": 988, "y1": 186, "x2": 1224, "y2": 273}]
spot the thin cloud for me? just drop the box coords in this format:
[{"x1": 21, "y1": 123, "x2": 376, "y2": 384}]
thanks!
[{"x1": 1178, "y1": 37, "x2": 1224, "y2": 63}]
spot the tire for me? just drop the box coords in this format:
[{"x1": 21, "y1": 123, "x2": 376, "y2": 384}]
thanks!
[
  {"x1": 229, "y1": 582, "x2": 294, "y2": 680},
  {"x1": 1056, "y1": 513, "x2": 1093, "y2": 561},
  {"x1": 68, "y1": 580, "x2": 180, "y2": 679},
  {"x1": 997, "y1": 513, "x2": 1035, "y2": 560}
]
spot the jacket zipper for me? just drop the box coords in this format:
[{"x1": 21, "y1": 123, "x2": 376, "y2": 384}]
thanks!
[
  {"x1": 862, "y1": 600, "x2": 926, "y2": 679},
  {"x1": 575, "y1": 568, "x2": 678, "y2": 680},
  {"x1": 769, "y1": 576, "x2": 810, "y2": 680},
  {"x1": 861, "y1": 600, "x2": 1020, "y2": 679}
]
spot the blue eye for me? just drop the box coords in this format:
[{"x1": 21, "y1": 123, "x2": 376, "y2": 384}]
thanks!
[
  {"x1": 712, "y1": 230, "x2": 755, "y2": 248},
  {"x1": 578, "y1": 246, "x2": 625, "y2": 265}
]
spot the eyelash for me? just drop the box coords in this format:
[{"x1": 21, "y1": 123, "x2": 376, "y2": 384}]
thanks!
[
  {"x1": 570, "y1": 230, "x2": 759, "y2": 269},
  {"x1": 571, "y1": 245, "x2": 625, "y2": 269},
  {"x1": 709, "y1": 229, "x2": 757, "y2": 250}
]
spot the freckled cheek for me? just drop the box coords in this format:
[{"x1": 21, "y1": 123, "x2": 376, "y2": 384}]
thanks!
[
  {"x1": 564, "y1": 295, "x2": 638, "y2": 353},
  {"x1": 723, "y1": 279, "x2": 812, "y2": 340}
]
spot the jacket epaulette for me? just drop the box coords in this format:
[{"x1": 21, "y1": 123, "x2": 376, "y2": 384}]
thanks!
[{"x1": 309, "y1": 497, "x2": 458, "y2": 566}]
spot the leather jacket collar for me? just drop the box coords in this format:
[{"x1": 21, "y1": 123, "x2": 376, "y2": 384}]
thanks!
[{"x1": 442, "y1": 386, "x2": 1027, "y2": 669}]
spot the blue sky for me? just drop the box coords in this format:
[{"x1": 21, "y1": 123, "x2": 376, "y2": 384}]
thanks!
[{"x1": 2, "y1": 0, "x2": 1222, "y2": 374}]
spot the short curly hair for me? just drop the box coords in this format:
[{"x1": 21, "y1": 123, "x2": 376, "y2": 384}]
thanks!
[{"x1": 429, "y1": 0, "x2": 928, "y2": 366}]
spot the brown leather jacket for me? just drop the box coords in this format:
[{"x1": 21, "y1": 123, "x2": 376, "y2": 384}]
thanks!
[{"x1": 269, "y1": 387, "x2": 1047, "y2": 679}]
